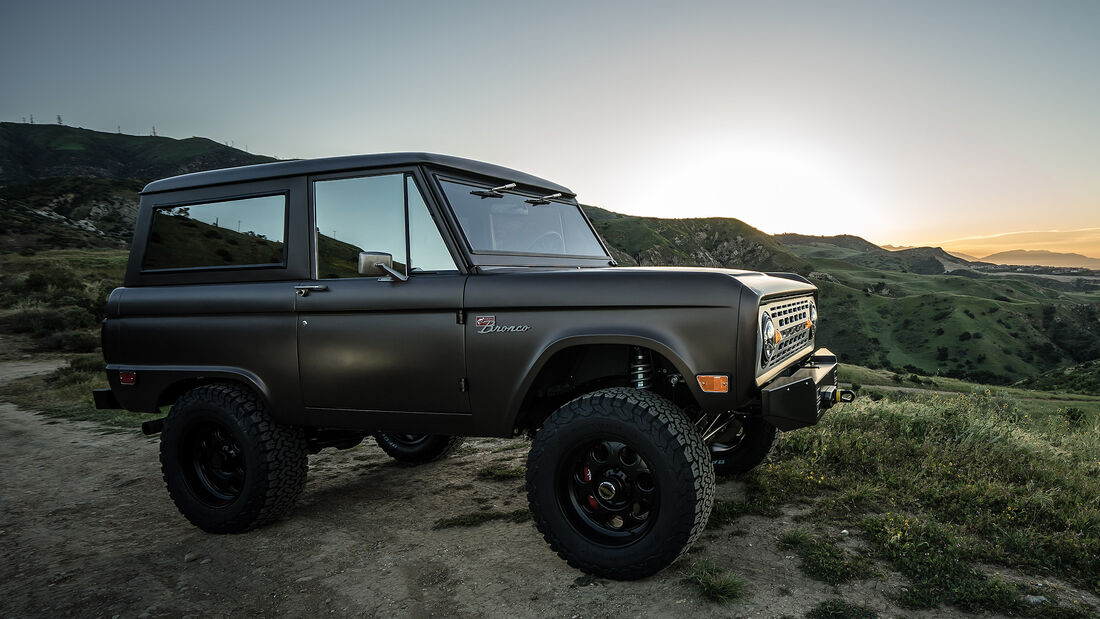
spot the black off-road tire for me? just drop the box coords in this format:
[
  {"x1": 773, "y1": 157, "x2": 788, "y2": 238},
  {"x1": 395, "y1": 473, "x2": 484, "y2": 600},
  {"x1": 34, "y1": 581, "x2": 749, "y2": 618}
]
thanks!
[
  {"x1": 711, "y1": 416, "x2": 778, "y2": 476},
  {"x1": 160, "y1": 383, "x2": 308, "y2": 533},
  {"x1": 526, "y1": 387, "x2": 715, "y2": 580},
  {"x1": 374, "y1": 433, "x2": 465, "y2": 463}
]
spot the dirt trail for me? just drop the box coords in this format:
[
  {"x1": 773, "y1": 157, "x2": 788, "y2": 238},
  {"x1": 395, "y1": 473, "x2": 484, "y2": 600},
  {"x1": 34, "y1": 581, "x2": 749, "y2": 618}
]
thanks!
[{"x1": 0, "y1": 359, "x2": 956, "y2": 618}]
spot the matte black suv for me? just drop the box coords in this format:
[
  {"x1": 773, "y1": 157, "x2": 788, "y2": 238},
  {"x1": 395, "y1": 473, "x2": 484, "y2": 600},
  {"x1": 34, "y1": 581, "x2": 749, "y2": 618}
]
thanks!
[{"x1": 94, "y1": 153, "x2": 851, "y2": 579}]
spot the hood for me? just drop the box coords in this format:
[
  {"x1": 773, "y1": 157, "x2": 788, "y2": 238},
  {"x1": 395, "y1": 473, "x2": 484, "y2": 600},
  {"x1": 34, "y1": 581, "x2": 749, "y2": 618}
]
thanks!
[{"x1": 465, "y1": 266, "x2": 816, "y2": 310}]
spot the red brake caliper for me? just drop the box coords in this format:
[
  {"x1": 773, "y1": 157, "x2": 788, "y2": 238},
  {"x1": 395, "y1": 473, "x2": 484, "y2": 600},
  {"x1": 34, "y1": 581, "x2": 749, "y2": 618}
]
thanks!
[{"x1": 582, "y1": 467, "x2": 598, "y2": 509}]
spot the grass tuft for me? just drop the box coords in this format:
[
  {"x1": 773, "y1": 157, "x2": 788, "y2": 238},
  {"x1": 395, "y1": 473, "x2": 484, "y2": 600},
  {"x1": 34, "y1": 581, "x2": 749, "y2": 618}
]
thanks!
[
  {"x1": 431, "y1": 508, "x2": 531, "y2": 530},
  {"x1": 476, "y1": 465, "x2": 527, "y2": 481},
  {"x1": 683, "y1": 558, "x2": 748, "y2": 604},
  {"x1": 777, "y1": 528, "x2": 877, "y2": 585},
  {"x1": 804, "y1": 598, "x2": 878, "y2": 619}
]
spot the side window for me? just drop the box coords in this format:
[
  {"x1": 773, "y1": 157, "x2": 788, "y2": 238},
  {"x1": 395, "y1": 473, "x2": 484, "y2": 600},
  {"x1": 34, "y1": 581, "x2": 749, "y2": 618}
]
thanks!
[
  {"x1": 143, "y1": 194, "x2": 286, "y2": 270},
  {"x1": 314, "y1": 173, "x2": 456, "y2": 279},
  {"x1": 314, "y1": 174, "x2": 406, "y2": 279},
  {"x1": 407, "y1": 176, "x2": 457, "y2": 272}
]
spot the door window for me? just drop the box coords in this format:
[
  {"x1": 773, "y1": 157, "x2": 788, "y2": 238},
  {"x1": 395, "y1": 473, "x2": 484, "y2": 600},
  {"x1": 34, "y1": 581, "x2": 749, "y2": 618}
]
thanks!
[{"x1": 314, "y1": 174, "x2": 456, "y2": 279}]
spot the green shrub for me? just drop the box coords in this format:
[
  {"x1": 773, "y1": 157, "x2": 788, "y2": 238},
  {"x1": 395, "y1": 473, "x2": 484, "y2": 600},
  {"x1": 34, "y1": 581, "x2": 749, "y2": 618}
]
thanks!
[
  {"x1": 1061, "y1": 406, "x2": 1087, "y2": 427},
  {"x1": 6, "y1": 308, "x2": 67, "y2": 333},
  {"x1": 36, "y1": 330, "x2": 98, "y2": 353}
]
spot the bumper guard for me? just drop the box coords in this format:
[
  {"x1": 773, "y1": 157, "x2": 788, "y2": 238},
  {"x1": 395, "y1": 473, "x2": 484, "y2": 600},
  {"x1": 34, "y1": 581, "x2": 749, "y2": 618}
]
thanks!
[{"x1": 761, "y1": 347, "x2": 853, "y2": 431}]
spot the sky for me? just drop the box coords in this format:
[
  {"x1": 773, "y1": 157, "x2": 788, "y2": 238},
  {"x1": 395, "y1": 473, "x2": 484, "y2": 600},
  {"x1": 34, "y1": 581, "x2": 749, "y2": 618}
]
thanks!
[{"x1": 2, "y1": 0, "x2": 1098, "y2": 257}]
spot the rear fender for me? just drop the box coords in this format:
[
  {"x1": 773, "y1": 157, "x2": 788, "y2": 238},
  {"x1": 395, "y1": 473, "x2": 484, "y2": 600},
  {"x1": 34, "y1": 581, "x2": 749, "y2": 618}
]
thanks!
[{"x1": 105, "y1": 364, "x2": 280, "y2": 419}]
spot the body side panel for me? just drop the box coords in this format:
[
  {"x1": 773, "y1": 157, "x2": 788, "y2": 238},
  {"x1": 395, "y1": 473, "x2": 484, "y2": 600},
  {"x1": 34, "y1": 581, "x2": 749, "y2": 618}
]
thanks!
[{"x1": 107, "y1": 281, "x2": 301, "y2": 420}]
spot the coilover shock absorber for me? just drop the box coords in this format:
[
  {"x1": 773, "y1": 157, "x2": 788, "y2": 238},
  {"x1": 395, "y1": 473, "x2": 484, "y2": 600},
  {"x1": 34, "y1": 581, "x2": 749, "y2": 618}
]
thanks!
[{"x1": 630, "y1": 347, "x2": 654, "y2": 389}]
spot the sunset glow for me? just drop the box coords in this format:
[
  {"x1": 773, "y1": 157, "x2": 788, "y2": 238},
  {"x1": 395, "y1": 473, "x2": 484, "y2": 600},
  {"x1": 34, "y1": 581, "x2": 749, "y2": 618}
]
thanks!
[{"x1": 611, "y1": 134, "x2": 886, "y2": 238}]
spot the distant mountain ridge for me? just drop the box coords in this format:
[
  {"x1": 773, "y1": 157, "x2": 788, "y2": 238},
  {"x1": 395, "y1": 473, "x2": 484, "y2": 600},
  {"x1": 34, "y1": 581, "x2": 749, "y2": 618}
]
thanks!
[
  {"x1": 946, "y1": 250, "x2": 983, "y2": 262},
  {"x1": 774, "y1": 233, "x2": 964, "y2": 274},
  {"x1": 0, "y1": 122, "x2": 275, "y2": 184},
  {"x1": 980, "y1": 250, "x2": 1100, "y2": 270}
]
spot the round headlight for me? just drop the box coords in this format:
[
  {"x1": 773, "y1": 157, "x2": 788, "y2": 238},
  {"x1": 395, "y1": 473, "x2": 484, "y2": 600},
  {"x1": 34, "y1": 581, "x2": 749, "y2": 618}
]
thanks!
[
  {"x1": 809, "y1": 303, "x2": 818, "y2": 324},
  {"x1": 762, "y1": 312, "x2": 776, "y2": 362}
]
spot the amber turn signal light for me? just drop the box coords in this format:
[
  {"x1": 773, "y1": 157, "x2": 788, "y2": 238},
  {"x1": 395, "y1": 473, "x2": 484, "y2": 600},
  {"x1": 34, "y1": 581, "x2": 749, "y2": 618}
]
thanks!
[{"x1": 696, "y1": 374, "x2": 729, "y2": 393}]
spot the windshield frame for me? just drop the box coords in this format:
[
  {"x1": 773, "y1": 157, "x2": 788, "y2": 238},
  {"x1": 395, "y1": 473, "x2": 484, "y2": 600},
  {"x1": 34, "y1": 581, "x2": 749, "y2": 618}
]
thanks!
[{"x1": 431, "y1": 173, "x2": 613, "y2": 268}]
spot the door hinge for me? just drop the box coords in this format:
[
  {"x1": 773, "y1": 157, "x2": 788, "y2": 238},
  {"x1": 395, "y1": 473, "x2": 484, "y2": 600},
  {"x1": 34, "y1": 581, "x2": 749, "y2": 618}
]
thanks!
[
  {"x1": 459, "y1": 378, "x2": 468, "y2": 392},
  {"x1": 456, "y1": 310, "x2": 465, "y2": 324}
]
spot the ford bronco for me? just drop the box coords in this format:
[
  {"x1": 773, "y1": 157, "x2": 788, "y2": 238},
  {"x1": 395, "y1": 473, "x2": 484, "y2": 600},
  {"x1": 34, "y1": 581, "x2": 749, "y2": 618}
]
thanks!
[{"x1": 93, "y1": 153, "x2": 852, "y2": 579}]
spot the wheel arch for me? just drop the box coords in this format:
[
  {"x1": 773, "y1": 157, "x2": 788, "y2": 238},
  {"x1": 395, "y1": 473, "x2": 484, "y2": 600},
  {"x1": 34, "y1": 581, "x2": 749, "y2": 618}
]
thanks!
[
  {"x1": 109, "y1": 365, "x2": 279, "y2": 419},
  {"x1": 507, "y1": 335, "x2": 703, "y2": 433}
]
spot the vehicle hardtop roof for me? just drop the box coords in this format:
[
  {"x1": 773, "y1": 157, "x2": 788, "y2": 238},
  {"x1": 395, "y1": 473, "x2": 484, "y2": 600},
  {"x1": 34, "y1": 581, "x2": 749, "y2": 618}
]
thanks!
[{"x1": 141, "y1": 152, "x2": 575, "y2": 196}]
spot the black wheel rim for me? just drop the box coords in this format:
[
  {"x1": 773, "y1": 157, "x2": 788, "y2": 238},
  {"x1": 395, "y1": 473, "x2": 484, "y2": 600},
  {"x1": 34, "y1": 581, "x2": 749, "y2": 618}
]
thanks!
[
  {"x1": 558, "y1": 438, "x2": 658, "y2": 546},
  {"x1": 389, "y1": 433, "x2": 430, "y2": 446},
  {"x1": 181, "y1": 420, "x2": 245, "y2": 507}
]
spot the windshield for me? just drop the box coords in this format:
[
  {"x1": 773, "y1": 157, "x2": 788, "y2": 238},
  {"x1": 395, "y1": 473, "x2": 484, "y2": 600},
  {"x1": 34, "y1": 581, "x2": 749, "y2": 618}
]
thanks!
[{"x1": 439, "y1": 179, "x2": 608, "y2": 258}]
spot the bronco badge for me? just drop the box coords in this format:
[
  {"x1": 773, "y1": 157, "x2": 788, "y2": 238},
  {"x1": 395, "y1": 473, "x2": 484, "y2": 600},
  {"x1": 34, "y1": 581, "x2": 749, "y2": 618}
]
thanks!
[{"x1": 475, "y1": 315, "x2": 531, "y2": 334}]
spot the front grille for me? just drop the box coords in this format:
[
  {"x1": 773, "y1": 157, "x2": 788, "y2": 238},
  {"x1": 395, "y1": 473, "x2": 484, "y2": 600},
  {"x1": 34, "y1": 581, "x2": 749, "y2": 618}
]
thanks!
[{"x1": 759, "y1": 296, "x2": 815, "y2": 374}]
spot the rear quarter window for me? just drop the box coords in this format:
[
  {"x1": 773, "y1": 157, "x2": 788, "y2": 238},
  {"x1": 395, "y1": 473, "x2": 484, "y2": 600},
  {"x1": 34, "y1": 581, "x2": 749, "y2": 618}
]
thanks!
[{"x1": 142, "y1": 194, "x2": 288, "y2": 270}]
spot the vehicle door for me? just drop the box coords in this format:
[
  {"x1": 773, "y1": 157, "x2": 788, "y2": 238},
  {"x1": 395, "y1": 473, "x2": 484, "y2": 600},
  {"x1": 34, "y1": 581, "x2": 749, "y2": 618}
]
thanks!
[{"x1": 295, "y1": 170, "x2": 469, "y2": 424}]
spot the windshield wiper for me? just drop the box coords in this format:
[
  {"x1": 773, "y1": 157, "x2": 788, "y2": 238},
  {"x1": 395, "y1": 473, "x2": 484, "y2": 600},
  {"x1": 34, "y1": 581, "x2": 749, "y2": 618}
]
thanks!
[
  {"x1": 470, "y1": 183, "x2": 516, "y2": 199},
  {"x1": 525, "y1": 192, "x2": 562, "y2": 206}
]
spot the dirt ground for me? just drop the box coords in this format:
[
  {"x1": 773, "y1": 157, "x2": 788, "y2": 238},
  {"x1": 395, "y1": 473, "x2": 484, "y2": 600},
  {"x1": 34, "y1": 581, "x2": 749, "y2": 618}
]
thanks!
[{"x1": 0, "y1": 359, "x2": 987, "y2": 618}]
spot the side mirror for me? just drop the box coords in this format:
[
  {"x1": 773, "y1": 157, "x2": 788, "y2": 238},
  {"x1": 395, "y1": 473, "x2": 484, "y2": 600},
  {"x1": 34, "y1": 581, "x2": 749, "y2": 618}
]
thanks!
[
  {"x1": 358, "y1": 251, "x2": 391, "y2": 276},
  {"x1": 358, "y1": 251, "x2": 408, "y2": 282}
]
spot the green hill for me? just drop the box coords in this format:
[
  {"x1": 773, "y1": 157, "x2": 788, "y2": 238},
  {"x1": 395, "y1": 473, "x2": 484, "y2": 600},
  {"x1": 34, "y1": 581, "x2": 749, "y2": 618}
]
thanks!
[
  {"x1": 775, "y1": 233, "x2": 966, "y2": 274},
  {"x1": 583, "y1": 205, "x2": 810, "y2": 272},
  {"x1": 0, "y1": 122, "x2": 275, "y2": 183},
  {"x1": 1014, "y1": 359, "x2": 1100, "y2": 395}
]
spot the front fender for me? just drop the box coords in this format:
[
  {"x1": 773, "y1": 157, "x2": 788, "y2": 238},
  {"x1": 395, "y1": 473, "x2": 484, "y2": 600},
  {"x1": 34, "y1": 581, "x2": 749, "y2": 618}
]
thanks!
[
  {"x1": 506, "y1": 333, "x2": 701, "y2": 425},
  {"x1": 464, "y1": 304, "x2": 742, "y2": 435}
]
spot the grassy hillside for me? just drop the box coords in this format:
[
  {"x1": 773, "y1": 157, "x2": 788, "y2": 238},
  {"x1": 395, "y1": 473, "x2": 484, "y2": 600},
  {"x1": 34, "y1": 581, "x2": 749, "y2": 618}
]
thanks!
[
  {"x1": 1014, "y1": 359, "x2": 1100, "y2": 396},
  {"x1": 0, "y1": 177, "x2": 142, "y2": 251},
  {"x1": 775, "y1": 233, "x2": 963, "y2": 274},
  {"x1": 0, "y1": 122, "x2": 276, "y2": 183},
  {"x1": 809, "y1": 258, "x2": 1100, "y2": 383},
  {"x1": 583, "y1": 205, "x2": 810, "y2": 272}
]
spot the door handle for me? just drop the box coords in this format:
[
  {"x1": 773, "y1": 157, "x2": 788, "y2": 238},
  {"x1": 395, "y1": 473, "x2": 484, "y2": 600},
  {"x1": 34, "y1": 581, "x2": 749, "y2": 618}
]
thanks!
[{"x1": 295, "y1": 285, "x2": 329, "y2": 297}]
